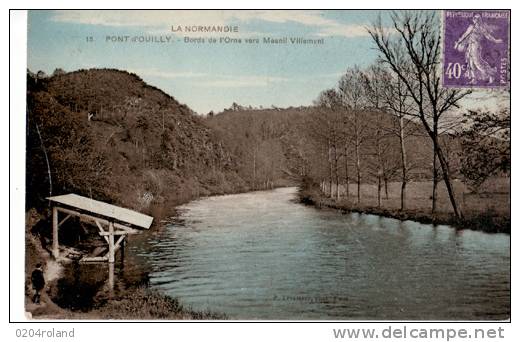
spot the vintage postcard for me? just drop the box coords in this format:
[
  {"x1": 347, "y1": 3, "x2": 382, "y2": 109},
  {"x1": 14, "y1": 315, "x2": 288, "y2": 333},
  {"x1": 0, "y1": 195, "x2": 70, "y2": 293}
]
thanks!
[{"x1": 23, "y1": 10, "x2": 510, "y2": 321}]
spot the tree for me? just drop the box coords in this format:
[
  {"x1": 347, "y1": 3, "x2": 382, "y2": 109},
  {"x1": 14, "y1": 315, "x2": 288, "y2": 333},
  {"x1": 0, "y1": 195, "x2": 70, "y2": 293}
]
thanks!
[
  {"x1": 460, "y1": 108, "x2": 510, "y2": 192},
  {"x1": 338, "y1": 66, "x2": 369, "y2": 204},
  {"x1": 36, "y1": 70, "x2": 47, "y2": 79},
  {"x1": 52, "y1": 68, "x2": 66, "y2": 77},
  {"x1": 362, "y1": 63, "x2": 393, "y2": 207},
  {"x1": 369, "y1": 11, "x2": 471, "y2": 218},
  {"x1": 230, "y1": 102, "x2": 243, "y2": 111},
  {"x1": 374, "y1": 64, "x2": 416, "y2": 210},
  {"x1": 313, "y1": 89, "x2": 344, "y2": 199}
]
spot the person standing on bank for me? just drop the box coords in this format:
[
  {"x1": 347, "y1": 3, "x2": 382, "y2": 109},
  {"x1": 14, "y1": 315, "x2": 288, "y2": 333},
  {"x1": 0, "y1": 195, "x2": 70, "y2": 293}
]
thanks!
[{"x1": 31, "y1": 263, "x2": 45, "y2": 304}]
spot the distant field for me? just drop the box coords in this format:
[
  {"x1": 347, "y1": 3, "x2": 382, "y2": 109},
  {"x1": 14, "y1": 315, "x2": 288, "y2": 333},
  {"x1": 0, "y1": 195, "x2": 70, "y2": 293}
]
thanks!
[{"x1": 331, "y1": 177, "x2": 510, "y2": 216}]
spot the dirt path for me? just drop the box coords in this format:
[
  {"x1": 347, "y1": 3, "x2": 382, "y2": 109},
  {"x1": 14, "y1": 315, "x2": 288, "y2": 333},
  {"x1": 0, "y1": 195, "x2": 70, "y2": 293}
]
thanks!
[{"x1": 25, "y1": 209, "x2": 68, "y2": 318}]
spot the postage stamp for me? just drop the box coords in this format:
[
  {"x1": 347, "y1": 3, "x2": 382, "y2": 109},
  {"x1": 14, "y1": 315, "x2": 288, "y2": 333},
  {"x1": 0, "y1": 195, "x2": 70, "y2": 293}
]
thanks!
[{"x1": 443, "y1": 10, "x2": 510, "y2": 88}]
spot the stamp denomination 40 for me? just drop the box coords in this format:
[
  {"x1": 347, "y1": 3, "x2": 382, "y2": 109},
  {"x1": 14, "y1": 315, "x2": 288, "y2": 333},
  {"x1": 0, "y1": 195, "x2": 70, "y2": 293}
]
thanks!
[{"x1": 443, "y1": 10, "x2": 510, "y2": 88}]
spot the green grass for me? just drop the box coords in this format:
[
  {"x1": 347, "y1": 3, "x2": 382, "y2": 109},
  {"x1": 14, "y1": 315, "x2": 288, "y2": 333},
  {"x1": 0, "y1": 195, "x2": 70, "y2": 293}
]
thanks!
[
  {"x1": 302, "y1": 178, "x2": 510, "y2": 234},
  {"x1": 80, "y1": 287, "x2": 226, "y2": 320}
]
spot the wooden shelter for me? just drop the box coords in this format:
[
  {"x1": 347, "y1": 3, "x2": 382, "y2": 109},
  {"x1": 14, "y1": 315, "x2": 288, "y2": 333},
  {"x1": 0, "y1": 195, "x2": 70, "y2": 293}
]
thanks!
[{"x1": 46, "y1": 194, "x2": 153, "y2": 263}]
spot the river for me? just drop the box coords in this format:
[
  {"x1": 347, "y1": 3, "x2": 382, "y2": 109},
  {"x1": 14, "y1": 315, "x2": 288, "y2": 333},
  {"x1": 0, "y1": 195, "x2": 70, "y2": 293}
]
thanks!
[{"x1": 128, "y1": 187, "x2": 509, "y2": 320}]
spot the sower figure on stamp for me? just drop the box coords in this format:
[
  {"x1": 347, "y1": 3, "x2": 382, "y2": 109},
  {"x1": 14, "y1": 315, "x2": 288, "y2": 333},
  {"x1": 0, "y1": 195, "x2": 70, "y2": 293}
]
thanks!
[
  {"x1": 31, "y1": 263, "x2": 45, "y2": 304},
  {"x1": 454, "y1": 13, "x2": 504, "y2": 85}
]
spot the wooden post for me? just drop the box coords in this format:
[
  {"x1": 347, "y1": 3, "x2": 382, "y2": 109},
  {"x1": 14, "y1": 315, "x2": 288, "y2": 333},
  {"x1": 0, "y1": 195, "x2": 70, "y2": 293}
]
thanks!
[
  {"x1": 108, "y1": 221, "x2": 115, "y2": 263},
  {"x1": 108, "y1": 262, "x2": 115, "y2": 292},
  {"x1": 120, "y1": 237, "x2": 125, "y2": 263},
  {"x1": 52, "y1": 207, "x2": 59, "y2": 259}
]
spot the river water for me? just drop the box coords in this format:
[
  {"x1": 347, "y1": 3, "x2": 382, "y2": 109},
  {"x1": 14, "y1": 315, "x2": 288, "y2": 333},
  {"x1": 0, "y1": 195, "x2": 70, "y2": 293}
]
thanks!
[{"x1": 126, "y1": 187, "x2": 509, "y2": 320}]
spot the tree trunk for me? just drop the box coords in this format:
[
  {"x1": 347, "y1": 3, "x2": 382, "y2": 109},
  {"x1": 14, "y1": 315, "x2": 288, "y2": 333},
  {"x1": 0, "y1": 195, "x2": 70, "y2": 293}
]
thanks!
[
  {"x1": 399, "y1": 115, "x2": 407, "y2": 211},
  {"x1": 328, "y1": 143, "x2": 333, "y2": 198},
  {"x1": 400, "y1": 180, "x2": 407, "y2": 211},
  {"x1": 35, "y1": 121, "x2": 53, "y2": 201},
  {"x1": 252, "y1": 146, "x2": 258, "y2": 191},
  {"x1": 432, "y1": 148, "x2": 438, "y2": 216},
  {"x1": 375, "y1": 121, "x2": 383, "y2": 207},
  {"x1": 423, "y1": 119, "x2": 461, "y2": 219},
  {"x1": 435, "y1": 141, "x2": 462, "y2": 219},
  {"x1": 355, "y1": 132, "x2": 361, "y2": 204},
  {"x1": 336, "y1": 176, "x2": 340, "y2": 200},
  {"x1": 344, "y1": 144, "x2": 350, "y2": 199},
  {"x1": 334, "y1": 144, "x2": 340, "y2": 200},
  {"x1": 377, "y1": 175, "x2": 382, "y2": 208},
  {"x1": 356, "y1": 163, "x2": 361, "y2": 204}
]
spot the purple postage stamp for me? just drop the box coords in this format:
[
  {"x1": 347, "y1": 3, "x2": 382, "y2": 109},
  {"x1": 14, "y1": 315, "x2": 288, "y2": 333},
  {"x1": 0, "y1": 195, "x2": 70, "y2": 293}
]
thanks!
[{"x1": 443, "y1": 10, "x2": 510, "y2": 88}]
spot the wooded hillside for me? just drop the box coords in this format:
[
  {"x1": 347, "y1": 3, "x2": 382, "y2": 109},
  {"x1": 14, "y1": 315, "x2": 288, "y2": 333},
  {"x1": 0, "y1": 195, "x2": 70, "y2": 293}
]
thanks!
[{"x1": 26, "y1": 68, "x2": 247, "y2": 215}]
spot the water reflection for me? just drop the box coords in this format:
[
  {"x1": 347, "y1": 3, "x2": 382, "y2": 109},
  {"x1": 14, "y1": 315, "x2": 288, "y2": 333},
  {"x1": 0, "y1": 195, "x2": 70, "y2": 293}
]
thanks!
[
  {"x1": 55, "y1": 187, "x2": 510, "y2": 319},
  {"x1": 140, "y1": 187, "x2": 509, "y2": 320},
  {"x1": 53, "y1": 245, "x2": 151, "y2": 311}
]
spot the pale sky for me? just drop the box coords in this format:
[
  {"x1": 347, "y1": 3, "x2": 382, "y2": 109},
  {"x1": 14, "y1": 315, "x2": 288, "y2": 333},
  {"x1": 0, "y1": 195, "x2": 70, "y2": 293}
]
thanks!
[{"x1": 27, "y1": 10, "x2": 509, "y2": 114}]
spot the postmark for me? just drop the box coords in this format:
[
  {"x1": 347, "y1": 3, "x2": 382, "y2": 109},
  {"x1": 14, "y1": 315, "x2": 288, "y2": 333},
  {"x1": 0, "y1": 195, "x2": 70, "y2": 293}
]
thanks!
[{"x1": 443, "y1": 10, "x2": 510, "y2": 88}]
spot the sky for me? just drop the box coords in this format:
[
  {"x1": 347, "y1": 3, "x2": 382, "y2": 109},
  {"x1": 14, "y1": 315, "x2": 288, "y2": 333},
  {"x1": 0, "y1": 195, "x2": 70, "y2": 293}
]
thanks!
[{"x1": 27, "y1": 10, "x2": 508, "y2": 114}]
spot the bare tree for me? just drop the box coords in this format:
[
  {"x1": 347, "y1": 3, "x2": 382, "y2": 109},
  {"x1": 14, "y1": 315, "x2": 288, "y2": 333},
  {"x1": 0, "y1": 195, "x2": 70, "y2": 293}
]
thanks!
[
  {"x1": 362, "y1": 63, "x2": 392, "y2": 207},
  {"x1": 369, "y1": 11, "x2": 471, "y2": 218},
  {"x1": 374, "y1": 64, "x2": 416, "y2": 211},
  {"x1": 312, "y1": 89, "x2": 344, "y2": 199},
  {"x1": 341, "y1": 127, "x2": 352, "y2": 199},
  {"x1": 338, "y1": 66, "x2": 369, "y2": 204}
]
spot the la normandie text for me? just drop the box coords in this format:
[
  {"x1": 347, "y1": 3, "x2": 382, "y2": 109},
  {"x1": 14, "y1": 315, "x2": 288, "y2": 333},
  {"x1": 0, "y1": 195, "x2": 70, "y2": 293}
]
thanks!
[{"x1": 172, "y1": 25, "x2": 239, "y2": 33}]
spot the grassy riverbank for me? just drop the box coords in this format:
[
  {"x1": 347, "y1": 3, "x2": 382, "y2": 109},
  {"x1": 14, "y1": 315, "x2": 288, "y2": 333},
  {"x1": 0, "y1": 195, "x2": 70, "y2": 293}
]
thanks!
[
  {"x1": 25, "y1": 209, "x2": 225, "y2": 320},
  {"x1": 28, "y1": 287, "x2": 225, "y2": 320},
  {"x1": 298, "y1": 179, "x2": 510, "y2": 234}
]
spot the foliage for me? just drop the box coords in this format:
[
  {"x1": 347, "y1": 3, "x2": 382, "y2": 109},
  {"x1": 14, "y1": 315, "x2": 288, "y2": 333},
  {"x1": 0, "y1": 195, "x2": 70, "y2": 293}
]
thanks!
[
  {"x1": 26, "y1": 68, "x2": 244, "y2": 213},
  {"x1": 460, "y1": 109, "x2": 510, "y2": 192},
  {"x1": 205, "y1": 107, "x2": 311, "y2": 189},
  {"x1": 91, "y1": 287, "x2": 226, "y2": 320}
]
